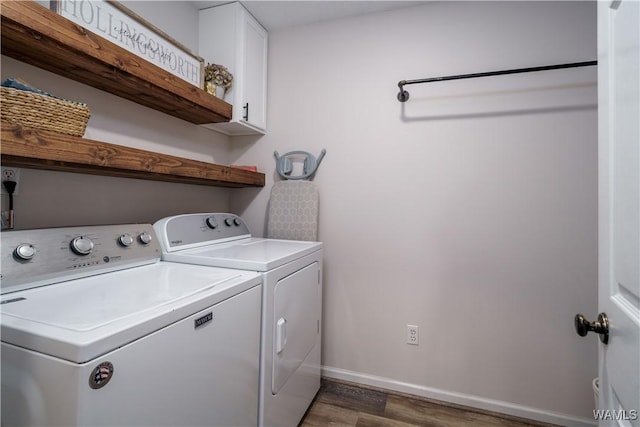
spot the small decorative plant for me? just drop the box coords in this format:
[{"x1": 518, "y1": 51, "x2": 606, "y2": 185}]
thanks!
[{"x1": 204, "y1": 63, "x2": 233, "y2": 91}]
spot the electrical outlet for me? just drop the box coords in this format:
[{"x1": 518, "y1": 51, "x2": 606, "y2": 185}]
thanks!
[
  {"x1": 1, "y1": 167, "x2": 20, "y2": 195},
  {"x1": 407, "y1": 324, "x2": 419, "y2": 345}
]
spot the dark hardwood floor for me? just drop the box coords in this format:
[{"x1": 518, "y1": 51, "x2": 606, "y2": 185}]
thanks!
[{"x1": 299, "y1": 379, "x2": 560, "y2": 427}]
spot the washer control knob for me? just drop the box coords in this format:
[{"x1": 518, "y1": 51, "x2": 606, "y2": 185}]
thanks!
[
  {"x1": 118, "y1": 233, "x2": 135, "y2": 247},
  {"x1": 205, "y1": 217, "x2": 217, "y2": 229},
  {"x1": 233, "y1": 218, "x2": 241, "y2": 226},
  {"x1": 14, "y1": 243, "x2": 36, "y2": 261},
  {"x1": 224, "y1": 218, "x2": 234, "y2": 226},
  {"x1": 71, "y1": 236, "x2": 94, "y2": 256},
  {"x1": 138, "y1": 232, "x2": 153, "y2": 245}
]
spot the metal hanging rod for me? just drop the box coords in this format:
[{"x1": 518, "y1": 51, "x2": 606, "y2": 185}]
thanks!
[{"x1": 396, "y1": 60, "x2": 597, "y2": 102}]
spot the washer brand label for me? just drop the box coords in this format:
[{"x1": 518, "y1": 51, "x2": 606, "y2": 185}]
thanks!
[
  {"x1": 89, "y1": 362, "x2": 114, "y2": 390},
  {"x1": 195, "y1": 312, "x2": 213, "y2": 329},
  {"x1": 170, "y1": 239, "x2": 183, "y2": 246}
]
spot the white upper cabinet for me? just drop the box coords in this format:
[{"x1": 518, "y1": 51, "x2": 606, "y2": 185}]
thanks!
[{"x1": 199, "y1": 2, "x2": 268, "y2": 136}]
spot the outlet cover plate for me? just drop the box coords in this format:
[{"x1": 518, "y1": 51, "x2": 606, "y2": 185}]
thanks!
[{"x1": 1, "y1": 167, "x2": 20, "y2": 195}]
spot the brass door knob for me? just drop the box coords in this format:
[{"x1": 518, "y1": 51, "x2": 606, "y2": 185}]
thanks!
[{"x1": 575, "y1": 312, "x2": 609, "y2": 344}]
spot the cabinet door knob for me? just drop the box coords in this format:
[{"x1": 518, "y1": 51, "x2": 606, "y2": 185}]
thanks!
[{"x1": 243, "y1": 103, "x2": 249, "y2": 121}]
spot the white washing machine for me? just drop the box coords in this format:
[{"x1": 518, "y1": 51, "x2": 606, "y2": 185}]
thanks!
[
  {"x1": 1, "y1": 224, "x2": 262, "y2": 427},
  {"x1": 154, "y1": 213, "x2": 323, "y2": 427}
]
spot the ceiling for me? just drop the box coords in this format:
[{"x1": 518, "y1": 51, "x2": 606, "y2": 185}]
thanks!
[{"x1": 191, "y1": 1, "x2": 425, "y2": 31}]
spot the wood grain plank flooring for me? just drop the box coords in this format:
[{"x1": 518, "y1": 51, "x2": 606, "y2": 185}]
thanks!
[{"x1": 299, "y1": 379, "x2": 560, "y2": 427}]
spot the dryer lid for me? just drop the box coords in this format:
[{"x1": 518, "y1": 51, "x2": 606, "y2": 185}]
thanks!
[{"x1": 164, "y1": 238, "x2": 322, "y2": 271}]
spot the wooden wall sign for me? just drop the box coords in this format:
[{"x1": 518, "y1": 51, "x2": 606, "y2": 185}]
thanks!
[{"x1": 51, "y1": 0, "x2": 204, "y2": 88}]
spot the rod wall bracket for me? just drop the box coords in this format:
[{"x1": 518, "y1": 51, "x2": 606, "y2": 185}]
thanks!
[{"x1": 397, "y1": 81, "x2": 409, "y2": 102}]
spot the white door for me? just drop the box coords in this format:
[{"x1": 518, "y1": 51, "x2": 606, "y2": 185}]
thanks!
[{"x1": 597, "y1": 0, "x2": 640, "y2": 425}]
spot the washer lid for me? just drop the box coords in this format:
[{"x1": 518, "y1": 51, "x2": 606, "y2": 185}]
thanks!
[
  {"x1": 164, "y1": 238, "x2": 323, "y2": 271},
  {"x1": 0, "y1": 262, "x2": 261, "y2": 363}
]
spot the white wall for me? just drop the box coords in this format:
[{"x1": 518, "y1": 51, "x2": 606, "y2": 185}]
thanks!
[
  {"x1": 123, "y1": 1, "x2": 200, "y2": 53},
  {"x1": 230, "y1": 1, "x2": 598, "y2": 424},
  {"x1": 1, "y1": 1, "x2": 238, "y2": 229}
]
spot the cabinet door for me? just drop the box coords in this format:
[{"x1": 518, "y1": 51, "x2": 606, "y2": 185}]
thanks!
[
  {"x1": 241, "y1": 13, "x2": 268, "y2": 132},
  {"x1": 198, "y1": 3, "x2": 268, "y2": 136}
]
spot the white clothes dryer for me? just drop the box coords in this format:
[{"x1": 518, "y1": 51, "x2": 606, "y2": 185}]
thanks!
[
  {"x1": 1, "y1": 224, "x2": 262, "y2": 427},
  {"x1": 154, "y1": 213, "x2": 323, "y2": 427}
]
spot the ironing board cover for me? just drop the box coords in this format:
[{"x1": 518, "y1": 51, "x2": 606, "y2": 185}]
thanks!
[{"x1": 267, "y1": 181, "x2": 319, "y2": 241}]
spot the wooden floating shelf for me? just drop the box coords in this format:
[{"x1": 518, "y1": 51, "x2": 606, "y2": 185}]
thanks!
[
  {"x1": 1, "y1": 123, "x2": 265, "y2": 188},
  {"x1": 0, "y1": 1, "x2": 231, "y2": 124},
  {"x1": 0, "y1": 2, "x2": 261, "y2": 188}
]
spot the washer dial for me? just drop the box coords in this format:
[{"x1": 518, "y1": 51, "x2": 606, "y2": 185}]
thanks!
[
  {"x1": 138, "y1": 232, "x2": 153, "y2": 245},
  {"x1": 14, "y1": 243, "x2": 36, "y2": 261},
  {"x1": 119, "y1": 234, "x2": 135, "y2": 247},
  {"x1": 71, "y1": 236, "x2": 94, "y2": 256}
]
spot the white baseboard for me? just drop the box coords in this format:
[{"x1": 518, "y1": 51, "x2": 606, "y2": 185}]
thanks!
[{"x1": 321, "y1": 366, "x2": 596, "y2": 427}]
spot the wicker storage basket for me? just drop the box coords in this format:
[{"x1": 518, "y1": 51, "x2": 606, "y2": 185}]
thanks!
[{"x1": 1, "y1": 86, "x2": 90, "y2": 137}]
